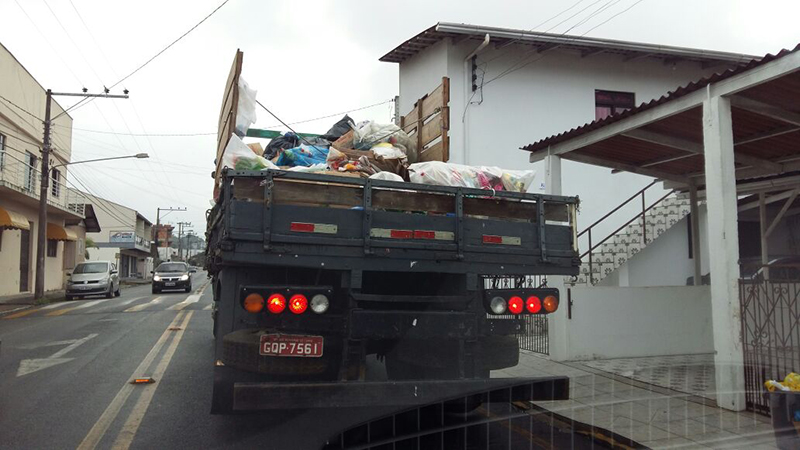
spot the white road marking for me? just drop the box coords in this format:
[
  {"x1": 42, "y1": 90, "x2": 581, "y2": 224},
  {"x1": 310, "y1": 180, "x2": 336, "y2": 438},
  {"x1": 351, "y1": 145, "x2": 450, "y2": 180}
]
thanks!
[
  {"x1": 123, "y1": 297, "x2": 163, "y2": 313},
  {"x1": 17, "y1": 333, "x2": 98, "y2": 376},
  {"x1": 77, "y1": 311, "x2": 186, "y2": 450},
  {"x1": 203, "y1": 304, "x2": 212, "y2": 311},
  {"x1": 46, "y1": 299, "x2": 107, "y2": 317},
  {"x1": 110, "y1": 312, "x2": 193, "y2": 450},
  {"x1": 40, "y1": 302, "x2": 70, "y2": 310},
  {"x1": 167, "y1": 294, "x2": 201, "y2": 311}
]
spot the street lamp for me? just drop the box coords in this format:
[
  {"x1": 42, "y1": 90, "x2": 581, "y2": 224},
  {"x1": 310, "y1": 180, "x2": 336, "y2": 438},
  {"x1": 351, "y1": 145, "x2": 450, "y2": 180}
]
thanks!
[{"x1": 51, "y1": 153, "x2": 149, "y2": 170}]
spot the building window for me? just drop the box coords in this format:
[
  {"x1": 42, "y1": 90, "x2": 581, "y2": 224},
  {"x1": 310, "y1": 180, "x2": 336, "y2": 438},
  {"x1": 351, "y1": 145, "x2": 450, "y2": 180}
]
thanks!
[
  {"x1": 0, "y1": 133, "x2": 5, "y2": 169},
  {"x1": 51, "y1": 168, "x2": 61, "y2": 198},
  {"x1": 47, "y1": 239, "x2": 57, "y2": 258},
  {"x1": 595, "y1": 90, "x2": 635, "y2": 121},
  {"x1": 25, "y1": 152, "x2": 38, "y2": 192}
]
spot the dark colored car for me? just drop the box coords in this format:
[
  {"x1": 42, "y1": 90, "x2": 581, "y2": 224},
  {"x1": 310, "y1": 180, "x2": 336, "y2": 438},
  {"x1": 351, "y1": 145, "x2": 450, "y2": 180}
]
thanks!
[{"x1": 151, "y1": 262, "x2": 195, "y2": 294}]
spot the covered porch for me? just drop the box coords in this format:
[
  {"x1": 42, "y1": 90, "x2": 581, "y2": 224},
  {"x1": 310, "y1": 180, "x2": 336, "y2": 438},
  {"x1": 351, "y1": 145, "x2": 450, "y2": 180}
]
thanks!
[{"x1": 523, "y1": 45, "x2": 800, "y2": 413}]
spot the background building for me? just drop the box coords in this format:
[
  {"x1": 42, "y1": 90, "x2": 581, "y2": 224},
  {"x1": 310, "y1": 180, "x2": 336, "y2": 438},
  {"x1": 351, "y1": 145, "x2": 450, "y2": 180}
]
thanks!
[{"x1": 0, "y1": 42, "x2": 95, "y2": 299}]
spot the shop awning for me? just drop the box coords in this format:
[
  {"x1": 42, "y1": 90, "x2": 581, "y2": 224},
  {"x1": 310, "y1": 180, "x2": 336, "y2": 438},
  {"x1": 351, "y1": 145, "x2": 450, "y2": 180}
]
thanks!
[
  {"x1": 0, "y1": 207, "x2": 30, "y2": 230},
  {"x1": 47, "y1": 223, "x2": 78, "y2": 241}
]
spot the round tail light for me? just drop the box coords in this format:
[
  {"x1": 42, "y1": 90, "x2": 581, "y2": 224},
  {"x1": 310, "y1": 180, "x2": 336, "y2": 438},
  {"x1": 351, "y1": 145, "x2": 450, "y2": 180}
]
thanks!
[
  {"x1": 508, "y1": 296, "x2": 524, "y2": 314},
  {"x1": 243, "y1": 293, "x2": 264, "y2": 313},
  {"x1": 289, "y1": 294, "x2": 308, "y2": 314},
  {"x1": 543, "y1": 295, "x2": 559, "y2": 313},
  {"x1": 267, "y1": 294, "x2": 286, "y2": 314},
  {"x1": 310, "y1": 294, "x2": 329, "y2": 314},
  {"x1": 489, "y1": 296, "x2": 507, "y2": 314},
  {"x1": 526, "y1": 296, "x2": 542, "y2": 313}
]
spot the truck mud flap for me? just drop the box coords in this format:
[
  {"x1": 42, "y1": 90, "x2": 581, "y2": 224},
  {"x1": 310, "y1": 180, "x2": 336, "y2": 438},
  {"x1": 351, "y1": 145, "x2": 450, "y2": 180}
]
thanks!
[{"x1": 233, "y1": 376, "x2": 567, "y2": 411}]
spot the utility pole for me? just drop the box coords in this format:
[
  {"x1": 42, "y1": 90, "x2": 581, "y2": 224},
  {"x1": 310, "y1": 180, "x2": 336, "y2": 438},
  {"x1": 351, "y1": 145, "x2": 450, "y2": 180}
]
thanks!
[
  {"x1": 34, "y1": 89, "x2": 128, "y2": 300},
  {"x1": 176, "y1": 221, "x2": 191, "y2": 261},
  {"x1": 154, "y1": 207, "x2": 186, "y2": 259}
]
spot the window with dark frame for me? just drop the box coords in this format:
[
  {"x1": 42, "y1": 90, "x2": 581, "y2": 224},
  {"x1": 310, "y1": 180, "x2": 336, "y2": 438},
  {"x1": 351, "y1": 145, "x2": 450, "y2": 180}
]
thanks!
[
  {"x1": 595, "y1": 90, "x2": 636, "y2": 121},
  {"x1": 0, "y1": 133, "x2": 5, "y2": 169},
  {"x1": 51, "y1": 168, "x2": 61, "y2": 198},
  {"x1": 47, "y1": 239, "x2": 57, "y2": 258}
]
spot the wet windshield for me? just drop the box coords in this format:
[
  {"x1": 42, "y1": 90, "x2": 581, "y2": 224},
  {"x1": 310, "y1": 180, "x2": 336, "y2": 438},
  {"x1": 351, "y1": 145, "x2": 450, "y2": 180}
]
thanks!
[
  {"x1": 157, "y1": 263, "x2": 187, "y2": 273},
  {"x1": 73, "y1": 262, "x2": 108, "y2": 274}
]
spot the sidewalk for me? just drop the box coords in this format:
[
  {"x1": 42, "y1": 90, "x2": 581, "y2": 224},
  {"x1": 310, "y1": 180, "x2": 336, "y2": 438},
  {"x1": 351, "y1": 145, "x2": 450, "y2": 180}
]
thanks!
[{"x1": 493, "y1": 351, "x2": 777, "y2": 449}]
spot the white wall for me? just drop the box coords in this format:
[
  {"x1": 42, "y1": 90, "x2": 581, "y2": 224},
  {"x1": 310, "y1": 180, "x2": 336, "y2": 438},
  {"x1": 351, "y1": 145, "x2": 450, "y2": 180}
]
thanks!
[
  {"x1": 397, "y1": 39, "x2": 732, "y2": 240},
  {"x1": 556, "y1": 285, "x2": 713, "y2": 360}
]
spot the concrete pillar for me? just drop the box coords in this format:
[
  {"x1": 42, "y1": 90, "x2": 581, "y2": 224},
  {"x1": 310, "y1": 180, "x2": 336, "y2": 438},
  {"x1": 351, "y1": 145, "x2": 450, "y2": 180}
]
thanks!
[
  {"x1": 702, "y1": 94, "x2": 746, "y2": 411},
  {"x1": 544, "y1": 153, "x2": 562, "y2": 196},
  {"x1": 543, "y1": 153, "x2": 570, "y2": 360},
  {"x1": 690, "y1": 185, "x2": 702, "y2": 286}
]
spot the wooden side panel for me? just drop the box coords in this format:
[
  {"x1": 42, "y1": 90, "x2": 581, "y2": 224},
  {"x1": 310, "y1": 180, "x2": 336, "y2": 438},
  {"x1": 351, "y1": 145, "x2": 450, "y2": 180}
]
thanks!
[
  {"x1": 400, "y1": 76, "x2": 450, "y2": 162},
  {"x1": 215, "y1": 50, "x2": 244, "y2": 183}
]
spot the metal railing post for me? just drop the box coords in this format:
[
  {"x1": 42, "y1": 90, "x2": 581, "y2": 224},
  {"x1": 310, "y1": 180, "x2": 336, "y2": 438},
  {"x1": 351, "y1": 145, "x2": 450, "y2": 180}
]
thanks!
[
  {"x1": 641, "y1": 191, "x2": 647, "y2": 245},
  {"x1": 588, "y1": 229, "x2": 593, "y2": 284}
]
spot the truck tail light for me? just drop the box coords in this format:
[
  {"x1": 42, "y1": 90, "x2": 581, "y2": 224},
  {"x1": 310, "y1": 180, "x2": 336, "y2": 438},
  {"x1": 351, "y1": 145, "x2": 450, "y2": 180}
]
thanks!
[
  {"x1": 489, "y1": 296, "x2": 507, "y2": 314},
  {"x1": 243, "y1": 293, "x2": 265, "y2": 313},
  {"x1": 543, "y1": 295, "x2": 559, "y2": 313},
  {"x1": 289, "y1": 294, "x2": 308, "y2": 314},
  {"x1": 508, "y1": 296, "x2": 524, "y2": 314},
  {"x1": 526, "y1": 296, "x2": 542, "y2": 313},
  {"x1": 267, "y1": 294, "x2": 286, "y2": 314},
  {"x1": 310, "y1": 294, "x2": 329, "y2": 314}
]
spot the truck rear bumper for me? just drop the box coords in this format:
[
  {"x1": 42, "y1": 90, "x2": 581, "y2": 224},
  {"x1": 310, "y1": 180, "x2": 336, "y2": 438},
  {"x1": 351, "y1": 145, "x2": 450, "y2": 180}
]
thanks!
[{"x1": 232, "y1": 377, "x2": 569, "y2": 411}]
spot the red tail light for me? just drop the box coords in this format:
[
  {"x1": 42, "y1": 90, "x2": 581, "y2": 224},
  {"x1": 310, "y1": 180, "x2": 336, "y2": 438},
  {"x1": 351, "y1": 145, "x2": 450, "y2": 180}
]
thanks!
[
  {"x1": 508, "y1": 296, "x2": 524, "y2": 314},
  {"x1": 526, "y1": 296, "x2": 542, "y2": 313},
  {"x1": 267, "y1": 294, "x2": 286, "y2": 314},
  {"x1": 289, "y1": 294, "x2": 308, "y2": 314}
]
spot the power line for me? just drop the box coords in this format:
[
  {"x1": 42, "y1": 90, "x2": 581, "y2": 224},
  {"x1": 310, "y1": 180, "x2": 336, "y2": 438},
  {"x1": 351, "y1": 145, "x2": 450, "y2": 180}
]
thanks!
[
  {"x1": 0, "y1": 94, "x2": 43, "y2": 122},
  {"x1": 67, "y1": 0, "x2": 120, "y2": 79},
  {"x1": 13, "y1": 0, "x2": 84, "y2": 86},
  {"x1": 113, "y1": 0, "x2": 230, "y2": 89},
  {"x1": 264, "y1": 98, "x2": 395, "y2": 129},
  {"x1": 484, "y1": 0, "x2": 647, "y2": 86},
  {"x1": 74, "y1": 128, "x2": 216, "y2": 137},
  {"x1": 41, "y1": 0, "x2": 106, "y2": 86}
]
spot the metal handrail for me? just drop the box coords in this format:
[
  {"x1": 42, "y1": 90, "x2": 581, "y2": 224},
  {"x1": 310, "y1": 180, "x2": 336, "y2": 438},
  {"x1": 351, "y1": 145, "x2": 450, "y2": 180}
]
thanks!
[
  {"x1": 579, "y1": 180, "x2": 676, "y2": 284},
  {"x1": 577, "y1": 180, "x2": 658, "y2": 237}
]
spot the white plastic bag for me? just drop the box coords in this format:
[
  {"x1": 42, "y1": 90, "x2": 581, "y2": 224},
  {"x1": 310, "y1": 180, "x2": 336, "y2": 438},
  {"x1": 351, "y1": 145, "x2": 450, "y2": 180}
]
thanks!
[
  {"x1": 408, "y1": 161, "x2": 535, "y2": 193},
  {"x1": 369, "y1": 171, "x2": 404, "y2": 182},
  {"x1": 235, "y1": 77, "x2": 258, "y2": 136},
  {"x1": 221, "y1": 135, "x2": 277, "y2": 171},
  {"x1": 353, "y1": 121, "x2": 418, "y2": 163}
]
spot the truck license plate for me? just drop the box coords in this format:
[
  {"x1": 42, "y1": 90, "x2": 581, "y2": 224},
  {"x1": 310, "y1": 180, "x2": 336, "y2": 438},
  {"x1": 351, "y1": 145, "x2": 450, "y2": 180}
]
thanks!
[{"x1": 259, "y1": 334, "x2": 323, "y2": 358}]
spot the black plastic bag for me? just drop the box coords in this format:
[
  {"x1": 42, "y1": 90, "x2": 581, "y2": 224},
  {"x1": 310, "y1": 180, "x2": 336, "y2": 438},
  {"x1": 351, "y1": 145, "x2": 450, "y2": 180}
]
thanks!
[
  {"x1": 319, "y1": 115, "x2": 353, "y2": 141},
  {"x1": 264, "y1": 132, "x2": 300, "y2": 159}
]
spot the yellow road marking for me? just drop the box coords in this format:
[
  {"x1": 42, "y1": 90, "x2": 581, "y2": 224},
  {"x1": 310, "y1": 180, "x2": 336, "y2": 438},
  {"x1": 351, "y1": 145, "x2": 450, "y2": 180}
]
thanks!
[
  {"x1": 46, "y1": 299, "x2": 106, "y2": 316},
  {"x1": 3, "y1": 301, "x2": 71, "y2": 319},
  {"x1": 77, "y1": 311, "x2": 187, "y2": 450},
  {"x1": 123, "y1": 297, "x2": 163, "y2": 313},
  {"x1": 111, "y1": 312, "x2": 193, "y2": 450}
]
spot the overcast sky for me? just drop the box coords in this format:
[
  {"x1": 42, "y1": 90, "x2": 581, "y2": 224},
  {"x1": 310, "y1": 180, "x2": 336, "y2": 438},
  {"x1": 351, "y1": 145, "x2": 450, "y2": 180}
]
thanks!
[{"x1": 1, "y1": 0, "x2": 799, "y2": 231}]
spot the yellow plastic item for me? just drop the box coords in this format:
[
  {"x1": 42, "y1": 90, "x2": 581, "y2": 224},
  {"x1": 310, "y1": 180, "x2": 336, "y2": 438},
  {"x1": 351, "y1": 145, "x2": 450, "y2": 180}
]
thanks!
[
  {"x1": 765, "y1": 380, "x2": 788, "y2": 392},
  {"x1": 783, "y1": 372, "x2": 800, "y2": 391}
]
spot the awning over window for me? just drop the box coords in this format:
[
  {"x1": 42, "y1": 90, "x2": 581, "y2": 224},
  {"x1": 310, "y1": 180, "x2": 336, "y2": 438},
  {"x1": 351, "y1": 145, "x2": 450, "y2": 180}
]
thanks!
[
  {"x1": 0, "y1": 207, "x2": 30, "y2": 230},
  {"x1": 47, "y1": 223, "x2": 78, "y2": 241}
]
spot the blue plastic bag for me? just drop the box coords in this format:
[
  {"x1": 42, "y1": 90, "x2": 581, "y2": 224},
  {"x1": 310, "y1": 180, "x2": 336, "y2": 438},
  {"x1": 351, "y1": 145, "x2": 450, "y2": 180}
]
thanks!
[{"x1": 275, "y1": 144, "x2": 330, "y2": 167}]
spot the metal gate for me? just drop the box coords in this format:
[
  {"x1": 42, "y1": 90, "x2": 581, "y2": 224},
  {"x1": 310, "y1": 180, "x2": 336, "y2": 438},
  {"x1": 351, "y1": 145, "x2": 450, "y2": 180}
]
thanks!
[
  {"x1": 739, "y1": 278, "x2": 800, "y2": 416},
  {"x1": 486, "y1": 276, "x2": 549, "y2": 355}
]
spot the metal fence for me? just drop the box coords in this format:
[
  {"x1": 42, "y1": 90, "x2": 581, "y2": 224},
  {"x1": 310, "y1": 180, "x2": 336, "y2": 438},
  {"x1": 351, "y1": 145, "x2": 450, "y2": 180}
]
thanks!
[
  {"x1": 739, "y1": 278, "x2": 800, "y2": 416},
  {"x1": 0, "y1": 151, "x2": 87, "y2": 216},
  {"x1": 484, "y1": 275, "x2": 550, "y2": 355}
]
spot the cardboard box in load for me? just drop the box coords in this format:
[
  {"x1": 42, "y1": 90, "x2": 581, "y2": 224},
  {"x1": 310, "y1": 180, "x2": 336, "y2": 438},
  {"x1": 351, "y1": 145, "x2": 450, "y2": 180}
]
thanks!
[
  {"x1": 247, "y1": 142, "x2": 264, "y2": 155},
  {"x1": 332, "y1": 130, "x2": 354, "y2": 151}
]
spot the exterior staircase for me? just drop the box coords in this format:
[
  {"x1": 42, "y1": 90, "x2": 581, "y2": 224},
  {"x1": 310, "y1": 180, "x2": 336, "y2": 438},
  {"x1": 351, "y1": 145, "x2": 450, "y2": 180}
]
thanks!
[{"x1": 573, "y1": 182, "x2": 692, "y2": 285}]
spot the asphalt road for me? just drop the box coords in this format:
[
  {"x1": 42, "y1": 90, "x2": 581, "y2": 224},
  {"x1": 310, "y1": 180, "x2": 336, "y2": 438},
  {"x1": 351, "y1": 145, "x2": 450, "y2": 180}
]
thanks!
[{"x1": 0, "y1": 272, "x2": 601, "y2": 450}]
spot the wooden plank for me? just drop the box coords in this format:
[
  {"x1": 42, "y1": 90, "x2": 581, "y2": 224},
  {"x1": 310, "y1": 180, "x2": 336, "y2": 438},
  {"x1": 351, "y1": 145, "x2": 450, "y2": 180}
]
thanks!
[
  {"x1": 419, "y1": 83, "x2": 444, "y2": 120},
  {"x1": 419, "y1": 141, "x2": 444, "y2": 162},
  {"x1": 441, "y1": 77, "x2": 450, "y2": 162},
  {"x1": 419, "y1": 114, "x2": 443, "y2": 148},
  {"x1": 273, "y1": 181, "x2": 362, "y2": 209},
  {"x1": 215, "y1": 50, "x2": 244, "y2": 183},
  {"x1": 402, "y1": 105, "x2": 419, "y2": 134}
]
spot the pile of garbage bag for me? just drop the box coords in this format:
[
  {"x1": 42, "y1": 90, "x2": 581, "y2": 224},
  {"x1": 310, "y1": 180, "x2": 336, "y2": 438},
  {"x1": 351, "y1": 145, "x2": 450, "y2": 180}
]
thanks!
[
  {"x1": 220, "y1": 82, "x2": 535, "y2": 193},
  {"x1": 766, "y1": 372, "x2": 800, "y2": 392}
]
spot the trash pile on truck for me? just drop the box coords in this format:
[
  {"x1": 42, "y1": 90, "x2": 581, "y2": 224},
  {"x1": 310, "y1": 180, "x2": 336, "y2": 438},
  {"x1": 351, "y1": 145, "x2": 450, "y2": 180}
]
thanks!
[{"x1": 218, "y1": 76, "x2": 535, "y2": 193}]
